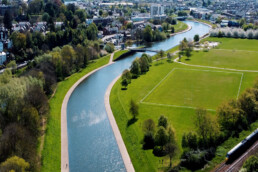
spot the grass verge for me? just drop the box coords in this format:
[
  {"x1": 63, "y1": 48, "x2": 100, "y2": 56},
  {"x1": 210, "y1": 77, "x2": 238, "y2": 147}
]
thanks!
[{"x1": 41, "y1": 55, "x2": 110, "y2": 172}]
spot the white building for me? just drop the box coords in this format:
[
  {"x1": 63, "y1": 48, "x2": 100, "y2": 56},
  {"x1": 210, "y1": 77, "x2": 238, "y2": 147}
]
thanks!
[
  {"x1": 151, "y1": 4, "x2": 165, "y2": 17},
  {"x1": 0, "y1": 52, "x2": 6, "y2": 65}
]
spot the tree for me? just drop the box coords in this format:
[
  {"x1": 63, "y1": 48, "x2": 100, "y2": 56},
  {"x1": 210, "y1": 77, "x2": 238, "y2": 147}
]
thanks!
[
  {"x1": 195, "y1": 108, "x2": 219, "y2": 147},
  {"x1": 142, "y1": 119, "x2": 155, "y2": 133},
  {"x1": 130, "y1": 58, "x2": 141, "y2": 78},
  {"x1": 194, "y1": 34, "x2": 200, "y2": 42},
  {"x1": 42, "y1": 12, "x2": 50, "y2": 22},
  {"x1": 158, "y1": 115, "x2": 168, "y2": 129},
  {"x1": 139, "y1": 54, "x2": 150, "y2": 73},
  {"x1": 3, "y1": 10, "x2": 13, "y2": 30},
  {"x1": 122, "y1": 69, "x2": 132, "y2": 83},
  {"x1": 165, "y1": 143, "x2": 177, "y2": 167},
  {"x1": 0, "y1": 156, "x2": 30, "y2": 172},
  {"x1": 121, "y1": 78, "x2": 129, "y2": 89},
  {"x1": 143, "y1": 25, "x2": 153, "y2": 42},
  {"x1": 105, "y1": 43, "x2": 114, "y2": 53},
  {"x1": 86, "y1": 23, "x2": 98, "y2": 40},
  {"x1": 129, "y1": 99, "x2": 139, "y2": 119},
  {"x1": 158, "y1": 50, "x2": 165, "y2": 60},
  {"x1": 167, "y1": 53, "x2": 173, "y2": 62},
  {"x1": 185, "y1": 48, "x2": 191, "y2": 59},
  {"x1": 155, "y1": 126, "x2": 168, "y2": 148},
  {"x1": 99, "y1": 10, "x2": 103, "y2": 16}
]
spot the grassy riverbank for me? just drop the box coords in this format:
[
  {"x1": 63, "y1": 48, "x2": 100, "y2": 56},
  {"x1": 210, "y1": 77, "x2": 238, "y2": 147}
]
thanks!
[
  {"x1": 174, "y1": 21, "x2": 189, "y2": 33},
  {"x1": 113, "y1": 50, "x2": 130, "y2": 61},
  {"x1": 41, "y1": 55, "x2": 110, "y2": 172}
]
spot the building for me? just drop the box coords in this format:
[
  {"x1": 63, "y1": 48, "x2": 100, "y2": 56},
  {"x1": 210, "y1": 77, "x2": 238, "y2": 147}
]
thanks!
[{"x1": 151, "y1": 4, "x2": 165, "y2": 17}]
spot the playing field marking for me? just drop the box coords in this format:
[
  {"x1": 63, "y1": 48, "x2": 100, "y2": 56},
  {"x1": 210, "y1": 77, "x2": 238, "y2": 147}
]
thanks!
[
  {"x1": 141, "y1": 102, "x2": 216, "y2": 112},
  {"x1": 237, "y1": 73, "x2": 244, "y2": 99},
  {"x1": 140, "y1": 68, "x2": 243, "y2": 110},
  {"x1": 140, "y1": 68, "x2": 176, "y2": 103}
]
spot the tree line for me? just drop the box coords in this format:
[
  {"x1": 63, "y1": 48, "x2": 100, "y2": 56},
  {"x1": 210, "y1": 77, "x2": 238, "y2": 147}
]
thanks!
[{"x1": 179, "y1": 78, "x2": 258, "y2": 171}]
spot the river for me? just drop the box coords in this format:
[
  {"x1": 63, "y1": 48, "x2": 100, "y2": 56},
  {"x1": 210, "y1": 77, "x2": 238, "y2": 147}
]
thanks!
[{"x1": 67, "y1": 21, "x2": 210, "y2": 172}]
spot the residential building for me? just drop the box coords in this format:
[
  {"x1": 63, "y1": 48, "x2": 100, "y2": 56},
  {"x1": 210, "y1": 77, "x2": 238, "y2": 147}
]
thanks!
[{"x1": 151, "y1": 4, "x2": 165, "y2": 17}]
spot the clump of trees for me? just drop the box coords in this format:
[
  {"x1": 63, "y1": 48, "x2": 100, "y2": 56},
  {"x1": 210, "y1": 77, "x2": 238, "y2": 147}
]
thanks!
[
  {"x1": 210, "y1": 28, "x2": 258, "y2": 39},
  {"x1": 143, "y1": 25, "x2": 167, "y2": 42},
  {"x1": 142, "y1": 115, "x2": 178, "y2": 167},
  {"x1": 0, "y1": 69, "x2": 49, "y2": 171},
  {"x1": 179, "y1": 38, "x2": 193, "y2": 60},
  {"x1": 180, "y1": 78, "x2": 258, "y2": 170},
  {"x1": 121, "y1": 54, "x2": 152, "y2": 89}
]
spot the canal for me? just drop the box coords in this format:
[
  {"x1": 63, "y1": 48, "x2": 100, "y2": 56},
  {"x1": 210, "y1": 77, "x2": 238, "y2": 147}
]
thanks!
[{"x1": 67, "y1": 21, "x2": 211, "y2": 172}]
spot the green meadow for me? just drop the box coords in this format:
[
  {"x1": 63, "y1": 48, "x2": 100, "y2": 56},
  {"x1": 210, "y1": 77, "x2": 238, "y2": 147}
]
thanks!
[{"x1": 110, "y1": 38, "x2": 258, "y2": 171}]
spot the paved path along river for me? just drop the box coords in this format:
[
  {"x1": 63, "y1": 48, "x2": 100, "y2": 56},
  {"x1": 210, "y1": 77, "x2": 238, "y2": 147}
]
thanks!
[{"x1": 66, "y1": 21, "x2": 211, "y2": 172}]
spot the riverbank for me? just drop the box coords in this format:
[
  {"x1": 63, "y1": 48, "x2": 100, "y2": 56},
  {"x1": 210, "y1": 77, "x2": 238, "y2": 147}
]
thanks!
[
  {"x1": 170, "y1": 22, "x2": 192, "y2": 36},
  {"x1": 61, "y1": 53, "x2": 116, "y2": 172},
  {"x1": 41, "y1": 55, "x2": 111, "y2": 172},
  {"x1": 104, "y1": 75, "x2": 135, "y2": 172}
]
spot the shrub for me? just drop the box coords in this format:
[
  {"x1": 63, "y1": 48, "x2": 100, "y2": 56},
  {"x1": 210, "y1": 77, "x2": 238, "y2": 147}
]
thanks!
[{"x1": 153, "y1": 146, "x2": 166, "y2": 156}]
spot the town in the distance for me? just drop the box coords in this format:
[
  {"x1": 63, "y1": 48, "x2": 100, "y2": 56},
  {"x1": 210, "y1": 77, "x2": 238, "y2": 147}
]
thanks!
[{"x1": 0, "y1": 0, "x2": 257, "y2": 172}]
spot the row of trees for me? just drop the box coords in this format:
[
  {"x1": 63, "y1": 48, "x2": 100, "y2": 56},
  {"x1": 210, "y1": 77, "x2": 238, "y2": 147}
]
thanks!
[
  {"x1": 142, "y1": 116, "x2": 178, "y2": 167},
  {"x1": 210, "y1": 28, "x2": 258, "y2": 39},
  {"x1": 121, "y1": 54, "x2": 152, "y2": 89},
  {"x1": 180, "y1": 78, "x2": 258, "y2": 170},
  {"x1": 179, "y1": 38, "x2": 194, "y2": 60}
]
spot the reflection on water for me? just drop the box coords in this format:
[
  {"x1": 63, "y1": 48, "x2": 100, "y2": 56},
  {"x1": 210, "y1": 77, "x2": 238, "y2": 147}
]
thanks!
[{"x1": 67, "y1": 21, "x2": 210, "y2": 172}]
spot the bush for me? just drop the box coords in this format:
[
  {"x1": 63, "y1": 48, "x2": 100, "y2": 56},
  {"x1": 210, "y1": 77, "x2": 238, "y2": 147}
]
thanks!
[
  {"x1": 181, "y1": 148, "x2": 215, "y2": 170},
  {"x1": 153, "y1": 146, "x2": 166, "y2": 156},
  {"x1": 105, "y1": 43, "x2": 114, "y2": 53},
  {"x1": 243, "y1": 155, "x2": 258, "y2": 172}
]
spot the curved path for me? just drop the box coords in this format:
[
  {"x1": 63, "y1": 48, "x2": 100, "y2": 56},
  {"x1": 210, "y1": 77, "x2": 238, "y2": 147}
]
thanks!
[{"x1": 61, "y1": 53, "x2": 115, "y2": 172}]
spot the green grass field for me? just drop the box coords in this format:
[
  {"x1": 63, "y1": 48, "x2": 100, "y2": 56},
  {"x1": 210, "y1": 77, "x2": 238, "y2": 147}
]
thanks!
[
  {"x1": 110, "y1": 38, "x2": 258, "y2": 171},
  {"x1": 184, "y1": 38, "x2": 258, "y2": 71},
  {"x1": 174, "y1": 21, "x2": 189, "y2": 33},
  {"x1": 113, "y1": 50, "x2": 130, "y2": 61},
  {"x1": 142, "y1": 68, "x2": 242, "y2": 110},
  {"x1": 41, "y1": 55, "x2": 110, "y2": 172}
]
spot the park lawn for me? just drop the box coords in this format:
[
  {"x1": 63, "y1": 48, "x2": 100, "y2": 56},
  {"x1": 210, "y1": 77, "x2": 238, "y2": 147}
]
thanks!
[
  {"x1": 205, "y1": 37, "x2": 258, "y2": 51},
  {"x1": 110, "y1": 60, "x2": 257, "y2": 171},
  {"x1": 113, "y1": 49, "x2": 130, "y2": 61},
  {"x1": 143, "y1": 68, "x2": 242, "y2": 110},
  {"x1": 41, "y1": 55, "x2": 110, "y2": 172},
  {"x1": 174, "y1": 21, "x2": 189, "y2": 33},
  {"x1": 185, "y1": 38, "x2": 258, "y2": 70}
]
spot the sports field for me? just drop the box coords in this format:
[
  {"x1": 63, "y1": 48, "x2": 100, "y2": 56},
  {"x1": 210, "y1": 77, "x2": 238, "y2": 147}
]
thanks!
[
  {"x1": 142, "y1": 68, "x2": 243, "y2": 110},
  {"x1": 110, "y1": 38, "x2": 258, "y2": 171}
]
